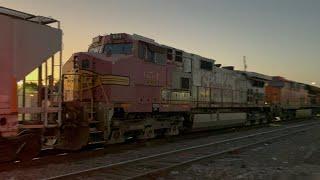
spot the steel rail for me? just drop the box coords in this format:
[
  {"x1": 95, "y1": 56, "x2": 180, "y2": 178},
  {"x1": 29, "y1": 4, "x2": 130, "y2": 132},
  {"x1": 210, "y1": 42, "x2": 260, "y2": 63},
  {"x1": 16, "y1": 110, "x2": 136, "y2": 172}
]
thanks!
[
  {"x1": 128, "y1": 125, "x2": 315, "y2": 180},
  {"x1": 46, "y1": 121, "x2": 319, "y2": 180}
]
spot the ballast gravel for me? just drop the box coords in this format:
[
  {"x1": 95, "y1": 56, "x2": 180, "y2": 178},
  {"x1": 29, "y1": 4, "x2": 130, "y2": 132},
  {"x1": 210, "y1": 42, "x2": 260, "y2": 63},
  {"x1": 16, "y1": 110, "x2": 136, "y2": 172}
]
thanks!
[{"x1": 160, "y1": 121, "x2": 320, "y2": 180}]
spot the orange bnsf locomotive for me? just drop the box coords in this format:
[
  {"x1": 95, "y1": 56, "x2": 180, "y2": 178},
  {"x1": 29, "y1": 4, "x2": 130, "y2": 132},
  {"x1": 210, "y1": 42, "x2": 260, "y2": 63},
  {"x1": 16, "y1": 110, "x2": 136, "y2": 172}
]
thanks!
[{"x1": 58, "y1": 33, "x2": 320, "y2": 150}]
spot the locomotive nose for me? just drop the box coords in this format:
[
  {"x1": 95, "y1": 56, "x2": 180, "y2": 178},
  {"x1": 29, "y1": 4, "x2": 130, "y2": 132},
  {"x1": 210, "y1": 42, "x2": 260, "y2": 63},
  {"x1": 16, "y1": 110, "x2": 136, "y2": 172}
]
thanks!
[{"x1": 71, "y1": 53, "x2": 114, "y2": 73}]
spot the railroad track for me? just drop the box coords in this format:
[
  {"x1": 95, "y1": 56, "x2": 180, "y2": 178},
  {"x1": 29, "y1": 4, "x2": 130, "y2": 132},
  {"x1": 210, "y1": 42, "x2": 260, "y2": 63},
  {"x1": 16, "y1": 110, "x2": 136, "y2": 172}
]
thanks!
[
  {"x1": 0, "y1": 120, "x2": 287, "y2": 173},
  {"x1": 47, "y1": 120, "x2": 320, "y2": 180}
]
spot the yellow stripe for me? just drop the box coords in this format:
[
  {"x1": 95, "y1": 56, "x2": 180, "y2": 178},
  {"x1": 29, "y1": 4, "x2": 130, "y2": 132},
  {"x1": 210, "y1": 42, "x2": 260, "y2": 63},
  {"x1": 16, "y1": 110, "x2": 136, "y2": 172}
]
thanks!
[
  {"x1": 100, "y1": 76, "x2": 129, "y2": 86},
  {"x1": 77, "y1": 70, "x2": 130, "y2": 86}
]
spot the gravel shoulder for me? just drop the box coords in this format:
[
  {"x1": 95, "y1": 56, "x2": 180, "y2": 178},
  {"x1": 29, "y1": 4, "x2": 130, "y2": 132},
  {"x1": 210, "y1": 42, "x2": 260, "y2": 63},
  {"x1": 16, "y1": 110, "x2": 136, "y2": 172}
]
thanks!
[{"x1": 160, "y1": 121, "x2": 320, "y2": 180}]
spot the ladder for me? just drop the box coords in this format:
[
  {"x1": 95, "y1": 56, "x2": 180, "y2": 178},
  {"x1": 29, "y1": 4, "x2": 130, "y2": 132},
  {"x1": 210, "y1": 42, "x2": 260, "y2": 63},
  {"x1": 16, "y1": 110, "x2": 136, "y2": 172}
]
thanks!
[
  {"x1": 87, "y1": 107, "x2": 105, "y2": 145},
  {"x1": 81, "y1": 74, "x2": 106, "y2": 145}
]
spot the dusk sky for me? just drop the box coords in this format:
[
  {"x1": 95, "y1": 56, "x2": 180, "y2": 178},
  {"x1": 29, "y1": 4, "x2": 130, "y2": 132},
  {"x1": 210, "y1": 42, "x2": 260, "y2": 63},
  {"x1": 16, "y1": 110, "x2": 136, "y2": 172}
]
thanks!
[{"x1": 2, "y1": 0, "x2": 320, "y2": 85}]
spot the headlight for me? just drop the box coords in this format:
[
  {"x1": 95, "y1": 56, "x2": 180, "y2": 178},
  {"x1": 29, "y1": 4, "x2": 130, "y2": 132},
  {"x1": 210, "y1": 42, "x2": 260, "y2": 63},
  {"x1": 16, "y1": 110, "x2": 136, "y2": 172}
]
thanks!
[{"x1": 0, "y1": 117, "x2": 7, "y2": 126}]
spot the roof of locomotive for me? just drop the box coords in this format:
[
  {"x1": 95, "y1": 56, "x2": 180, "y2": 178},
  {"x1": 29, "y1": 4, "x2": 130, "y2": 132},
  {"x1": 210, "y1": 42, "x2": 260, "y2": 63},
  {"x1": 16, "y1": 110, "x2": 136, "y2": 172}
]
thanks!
[
  {"x1": 307, "y1": 85, "x2": 320, "y2": 94},
  {"x1": 93, "y1": 33, "x2": 216, "y2": 63},
  {"x1": 132, "y1": 33, "x2": 216, "y2": 63},
  {"x1": 238, "y1": 71, "x2": 273, "y2": 81},
  {"x1": 272, "y1": 76, "x2": 302, "y2": 84},
  {"x1": 268, "y1": 76, "x2": 310, "y2": 89}
]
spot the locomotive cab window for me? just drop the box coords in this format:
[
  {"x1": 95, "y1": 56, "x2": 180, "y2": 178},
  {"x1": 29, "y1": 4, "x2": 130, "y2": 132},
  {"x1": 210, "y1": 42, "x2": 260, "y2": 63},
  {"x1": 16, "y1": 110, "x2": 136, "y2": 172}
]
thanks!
[
  {"x1": 88, "y1": 46, "x2": 102, "y2": 53},
  {"x1": 73, "y1": 56, "x2": 79, "y2": 69},
  {"x1": 81, "y1": 59, "x2": 90, "y2": 69},
  {"x1": 138, "y1": 42, "x2": 166, "y2": 65},
  {"x1": 104, "y1": 43, "x2": 133, "y2": 55},
  {"x1": 200, "y1": 60, "x2": 213, "y2": 71}
]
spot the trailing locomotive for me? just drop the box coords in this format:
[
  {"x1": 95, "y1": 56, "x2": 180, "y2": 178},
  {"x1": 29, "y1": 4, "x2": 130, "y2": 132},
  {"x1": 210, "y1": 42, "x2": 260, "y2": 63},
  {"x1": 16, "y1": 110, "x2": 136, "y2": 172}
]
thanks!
[
  {"x1": 266, "y1": 76, "x2": 319, "y2": 119},
  {"x1": 59, "y1": 33, "x2": 320, "y2": 150}
]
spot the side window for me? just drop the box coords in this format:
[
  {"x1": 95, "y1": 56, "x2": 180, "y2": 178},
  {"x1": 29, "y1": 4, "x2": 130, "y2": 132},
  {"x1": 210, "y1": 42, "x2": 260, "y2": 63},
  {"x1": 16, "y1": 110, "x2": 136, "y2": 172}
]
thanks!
[
  {"x1": 81, "y1": 59, "x2": 90, "y2": 69},
  {"x1": 155, "y1": 53, "x2": 166, "y2": 65},
  {"x1": 200, "y1": 60, "x2": 213, "y2": 71},
  {"x1": 147, "y1": 50, "x2": 155, "y2": 62},
  {"x1": 138, "y1": 43, "x2": 146, "y2": 59},
  {"x1": 167, "y1": 49, "x2": 173, "y2": 60},
  {"x1": 183, "y1": 58, "x2": 192, "y2": 73},
  {"x1": 73, "y1": 56, "x2": 79, "y2": 69},
  {"x1": 175, "y1": 51, "x2": 183, "y2": 62},
  {"x1": 139, "y1": 42, "x2": 166, "y2": 65},
  {"x1": 181, "y1": 77, "x2": 190, "y2": 89}
]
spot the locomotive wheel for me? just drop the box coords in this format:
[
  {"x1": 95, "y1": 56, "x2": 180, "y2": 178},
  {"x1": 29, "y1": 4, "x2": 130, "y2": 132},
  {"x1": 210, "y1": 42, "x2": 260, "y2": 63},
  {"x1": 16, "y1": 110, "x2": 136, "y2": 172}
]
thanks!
[
  {"x1": 55, "y1": 124, "x2": 89, "y2": 150},
  {"x1": 138, "y1": 127, "x2": 155, "y2": 140},
  {"x1": 165, "y1": 125, "x2": 180, "y2": 136},
  {"x1": 108, "y1": 129, "x2": 125, "y2": 144},
  {"x1": 16, "y1": 133, "x2": 41, "y2": 161}
]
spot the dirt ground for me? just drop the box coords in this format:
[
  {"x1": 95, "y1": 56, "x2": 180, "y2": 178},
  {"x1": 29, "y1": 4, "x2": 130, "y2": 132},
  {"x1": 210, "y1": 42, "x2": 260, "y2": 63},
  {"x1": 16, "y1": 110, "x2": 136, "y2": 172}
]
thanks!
[
  {"x1": 161, "y1": 124, "x2": 320, "y2": 180},
  {"x1": 1, "y1": 121, "x2": 319, "y2": 180}
]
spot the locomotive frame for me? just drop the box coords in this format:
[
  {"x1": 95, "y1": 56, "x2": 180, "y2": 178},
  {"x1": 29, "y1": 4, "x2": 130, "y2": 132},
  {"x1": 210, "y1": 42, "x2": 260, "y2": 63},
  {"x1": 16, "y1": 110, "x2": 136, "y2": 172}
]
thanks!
[{"x1": 58, "y1": 33, "x2": 320, "y2": 150}]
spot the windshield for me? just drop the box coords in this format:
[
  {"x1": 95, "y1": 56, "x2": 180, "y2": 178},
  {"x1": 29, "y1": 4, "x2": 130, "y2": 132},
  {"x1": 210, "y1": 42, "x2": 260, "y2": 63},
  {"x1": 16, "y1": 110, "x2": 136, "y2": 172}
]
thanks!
[
  {"x1": 88, "y1": 46, "x2": 103, "y2": 53},
  {"x1": 103, "y1": 43, "x2": 132, "y2": 55}
]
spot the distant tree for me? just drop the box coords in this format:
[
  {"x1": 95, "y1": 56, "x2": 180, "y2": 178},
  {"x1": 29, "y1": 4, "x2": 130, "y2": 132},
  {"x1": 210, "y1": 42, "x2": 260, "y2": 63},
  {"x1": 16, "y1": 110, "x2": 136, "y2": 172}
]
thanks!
[{"x1": 24, "y1": 82, "x2": 38, "y2": 91}]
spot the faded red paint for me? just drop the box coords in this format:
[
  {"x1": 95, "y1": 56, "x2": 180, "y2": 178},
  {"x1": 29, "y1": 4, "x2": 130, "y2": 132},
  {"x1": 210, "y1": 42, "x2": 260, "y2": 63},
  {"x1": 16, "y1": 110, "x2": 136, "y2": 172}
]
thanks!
[{"x1": 64, "y1": 33, "x2": 191, "y2": 113}]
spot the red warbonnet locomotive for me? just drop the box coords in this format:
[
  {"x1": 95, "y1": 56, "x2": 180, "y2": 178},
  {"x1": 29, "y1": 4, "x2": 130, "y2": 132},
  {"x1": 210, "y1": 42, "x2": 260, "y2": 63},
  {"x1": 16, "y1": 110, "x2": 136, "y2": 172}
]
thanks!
[{"x1": 58, "y1": 33, "x2": 320, "y2": 150}]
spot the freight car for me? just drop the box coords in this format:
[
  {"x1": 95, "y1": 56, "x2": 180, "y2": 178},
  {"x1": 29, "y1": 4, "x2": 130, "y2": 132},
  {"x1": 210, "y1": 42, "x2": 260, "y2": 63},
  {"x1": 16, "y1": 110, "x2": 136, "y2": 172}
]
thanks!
[
  {"x1": 58, "y1": 33, "x2": 291, "y2": 150},
  {"x1": 0, "y1": 7, "x2": 63, "y2": 162}
]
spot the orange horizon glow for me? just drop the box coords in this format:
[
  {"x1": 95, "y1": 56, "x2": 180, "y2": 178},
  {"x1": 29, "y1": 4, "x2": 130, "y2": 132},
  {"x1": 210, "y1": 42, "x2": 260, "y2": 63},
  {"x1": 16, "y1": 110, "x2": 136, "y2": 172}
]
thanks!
[{"x1": 2, "y1": 0, "x2": 320, "y2": 86}]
